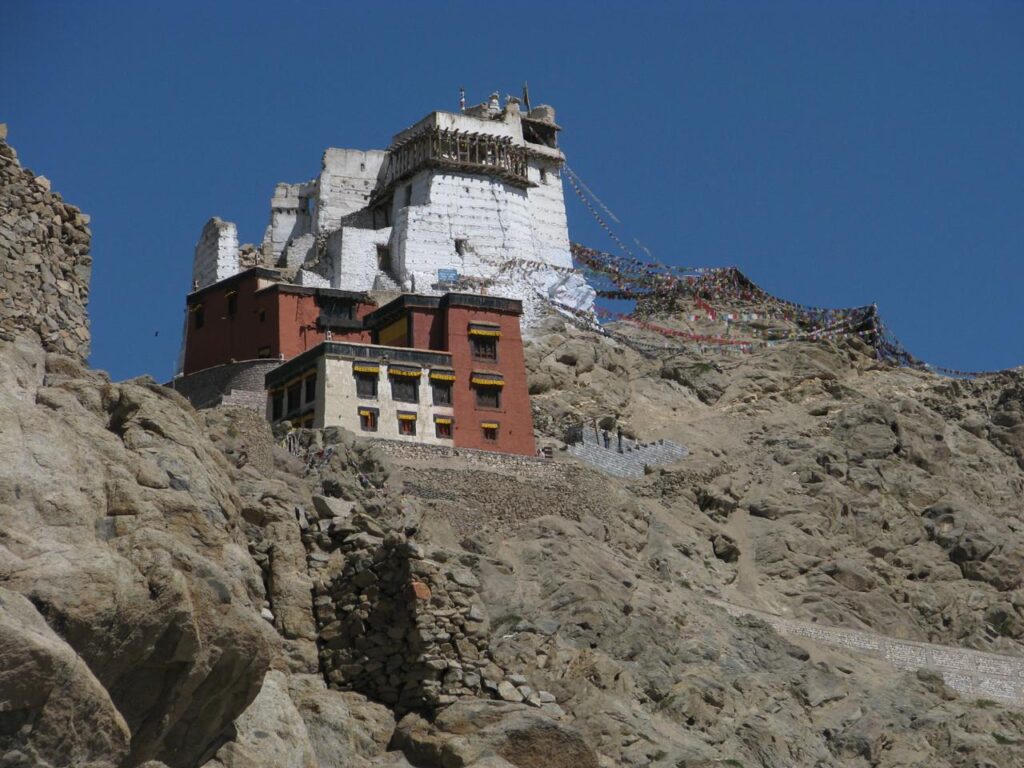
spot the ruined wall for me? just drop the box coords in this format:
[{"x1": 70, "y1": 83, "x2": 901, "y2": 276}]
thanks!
[
  {"x1": 192, "y1": 217, "x2": 239, "y2": 289},
  {"x1": 325, "y1": 225, "x2": 391, "y2": 292},
  {"x1": 317, "y1": 149, "x2": 387, "y2": 231},
  {"x1": 0, "y1": 125, "x2": 92, "y2": 359},
  {"x1": 309, "y1": 516, "x2": 496, "y2": 712}
]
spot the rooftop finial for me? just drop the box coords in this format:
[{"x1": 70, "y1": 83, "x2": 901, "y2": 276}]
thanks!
[
  {"x1": 459, "y1": 86, "x2": 466, "y2": 112},
  {"x1": 522, "y1": 81, "x2": 531, "y2": 112}
]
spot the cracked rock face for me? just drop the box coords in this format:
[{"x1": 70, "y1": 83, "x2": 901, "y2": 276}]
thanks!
[{"x1": 0, "y1": 338, "x2": 274, "y2": 767}]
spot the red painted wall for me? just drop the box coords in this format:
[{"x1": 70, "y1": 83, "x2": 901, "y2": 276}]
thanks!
[
  {"x1": 183, "y1": 275, "x2": 372, "y2": 374},
  {"x1": 183, "y1": 274, "x2": 279, "y2": 374},
  {"x1": 409, "y1": 307, "x2": 445, "y2": 351},
  {"x1": 446, "y1": 306, "x2": 536, "y2": 456}
]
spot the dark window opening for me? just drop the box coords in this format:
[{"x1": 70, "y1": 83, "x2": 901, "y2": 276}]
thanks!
[
  {"x1": 482, "y1": 425, "x2": 499, "y2": 442},
  {"x1": 194, "y1": 307, "x2": 205, "y2": 329},
  {"x1": 355, "y1": 373, "x2": 378, "y2": 399},
  {"x1": 271, "y1": 391, "x2": 283, "y2": 420},
  {"x1": 455, "y1": 238, "x2": 468, "y2": 256},
  {"x1": 475, "y1": 387, "x2": 501, "y2": 410},
  {"x1": 286, "y1": 383, "x2": 302, "y2": 415},
  {"x1": 304, "y1": 374, "x2": 316, "y2": 404},
  {"x1": 377, "y1": 245, "x2": 392, "y2": 273},
  {"x1": 403, "y1": 185, "x2": 413, "y2": 206},
  {"x1": 471, "y1": 336, "x2": 498, "y2": 361},
  {"x1": 257, "y1": 346, "x2": 271, "y2": 359},
  {"x1": 398, "y1": 417, "x2": 416, "y2": 436},
  {"x1": 432, "y1": 381, "x2": 452, "y2": 406},
  {"x1": 359, "y1": 409, "x2": 378, "y2": 432},
  {"x1": 539, "y1": 168, "x2": 547, "y2": 183},
  {"x1": 391, "y1": 377, "x2": 418, "y2": 403},
  {"x1": 318, "y1": 296, "x2": 355, "y2": 326},
  {"x1": 436, "y1": 420, "x2": 453, "y2": 439}
]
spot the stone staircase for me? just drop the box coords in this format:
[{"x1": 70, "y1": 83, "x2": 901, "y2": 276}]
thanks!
[
  {"x1": 566, "y1": 427, "x2": 688, "y2": 479},
  {"x1": 373, "y1": 271, "x2": 402, "y2": 292}
]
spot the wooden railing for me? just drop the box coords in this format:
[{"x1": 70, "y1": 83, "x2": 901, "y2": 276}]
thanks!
[{"x1": 377, "y1": 127, "x2": 531, "y2": 195}]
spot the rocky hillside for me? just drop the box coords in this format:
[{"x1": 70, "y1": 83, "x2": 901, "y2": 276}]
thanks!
[{"x1": 3, "y1": 129, "x2": 1024, "y2": 768}]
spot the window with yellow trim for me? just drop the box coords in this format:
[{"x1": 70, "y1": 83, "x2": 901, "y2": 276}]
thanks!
[
  {"x1": 358, "y1": 408, "x2": 378, "y2": 432},
  {"x1": 435, "y1": 418, "x2": 453, "y2": 439}
]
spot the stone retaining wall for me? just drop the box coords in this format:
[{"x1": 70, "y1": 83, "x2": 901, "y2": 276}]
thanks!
[
  {"x1": 712, "y1": 598, "x2": 1024, "y2": 707},
  {"x1": 168, "y1": 359, "x2": 280, "y2": 410},
  {"x1": 374, "y1": 438, "x2": 566, "y2": 478},
  {"x1": 0, "y1": 125, "x2": 91, "y2": 359}
]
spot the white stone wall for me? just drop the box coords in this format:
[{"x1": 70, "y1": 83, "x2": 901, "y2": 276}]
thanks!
[
  {"x1": 320, "y1": 357, "x2": 454, "y2": 446},
  {"x1": 262, "y1": 182, "x2": 314, "y2": 263},
  {"x1": 192, "y1": 217, "x2": 239, "y2": 289},
  {"x1": 525, "y1": 159, "x2": 572, "y2": 269},
  {"x1": 317, "y1": 149, "x2": 387, "y2": 231},
  {"x1": 237, "y1": 103, "x2": 594, "y2": 326},
  {"x1": 325, "y1": 226, "x2": 392, "y2": 292}
]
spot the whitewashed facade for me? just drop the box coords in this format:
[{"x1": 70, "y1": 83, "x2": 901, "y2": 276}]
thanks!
[{"x1": 189, "y1": 93, "x2": 596, "y2": 324}]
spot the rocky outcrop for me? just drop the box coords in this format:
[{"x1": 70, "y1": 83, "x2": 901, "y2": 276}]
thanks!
[
  {"x1": 0, "y1": 125, "x2": 91, "y2": 359},
  {"x1": 0, "y1": 338, "x2": 273, "y2": 767}
]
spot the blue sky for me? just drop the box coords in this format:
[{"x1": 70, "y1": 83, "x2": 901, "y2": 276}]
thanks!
[{"x1": 3, "y1": 1, "x2": 1022, "y2": 380}]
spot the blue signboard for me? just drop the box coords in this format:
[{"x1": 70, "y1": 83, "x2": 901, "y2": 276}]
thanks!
[{"x1": 437, "y1": 269, "x2": 459, "y2": 284}]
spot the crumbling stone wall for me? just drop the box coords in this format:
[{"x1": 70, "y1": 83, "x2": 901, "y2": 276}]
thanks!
[
  {"x1": 0, "y1": 125, "x2": 91, "y2": 358},
  {"x1": 305, "y1": 505, "x2": 497, "y2": 713}
]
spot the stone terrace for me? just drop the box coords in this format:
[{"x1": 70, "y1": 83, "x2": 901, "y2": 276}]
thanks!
[{"x1": 567, "y1": 427, "x2": 688, "y2": 478}]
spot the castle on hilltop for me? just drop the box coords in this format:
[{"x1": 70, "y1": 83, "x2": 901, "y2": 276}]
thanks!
[
  {"x1": 172, "y1": 90, "x2": 595, "y2": 456},
  {"x1": 188, "y1": 90, "x2": 594, "y2": 322}
]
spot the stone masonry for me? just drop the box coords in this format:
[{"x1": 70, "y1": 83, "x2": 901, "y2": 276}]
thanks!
[
  {"x1": 0, "y1": 125, "x2": 91, "y2": 359},
  {"x1": 567, "y1": 425, "x2": 688, "y2": 479},
  {"x1": 285, "y1": 430, "x2": 556, "y2": 716}
]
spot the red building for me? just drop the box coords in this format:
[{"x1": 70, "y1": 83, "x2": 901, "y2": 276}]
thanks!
[
  {"x1": 181, "y1": 267, "x2": 374, "y2": 374},
  {"x1": 174, "y1": 268, "x2": 536, "y2": 456}
]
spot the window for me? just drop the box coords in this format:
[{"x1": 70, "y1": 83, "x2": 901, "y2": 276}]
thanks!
[
  {"x1": 226, "y1": 292, "x2": 237, "y2": 316},
  {"x1": 398, "y1": 414, "x2": 417, "y2": 436},
  {"x1": 475, "y1": 387, "x2": 501, "y2": 410},
  {"x1": 539, "y1": 168, "x2": 547, "y2": 183},
  {"x1": 358, "y1": 408, "x2": 378, "y2": 432},
  {"x1": 286, "y1": 383, "x2": 302, "y2": 415},
  {"x1": 257, "y1": 346, "x2": 271, "y2": 359},
  {"x1": 304, "y1": 374, "x2": 316, "y2": 404},
  {"x1": 355, "y1": 373, "x2": 378, "y2": 399},
  {"x1": 455, "y1": 238, "x2": 468, "y2": 256},
  {"x1": 271, "y1": 391, "x2": 283, "y2": 420},
  {"x1": 391, "y1": 377, "x2": 418, "y2": 403},
  {"x1": 403, "y1": 184, "x2": 413, "y2": 206},
  {"x1": 194, "y1": 306, "x2": 205, "y2": 329},
  {"x1": 482, "y1": 423, "x2": 499, "y2": 442},
  {"x1": 432, "y1": 380, "x2": 452, "y2": 406},
  {"x1": 471, "y1": 336, "x2": 497, "y2": 361},
  {"x1": 435, "y1": 418, "x2": 453, "y2": 439}
]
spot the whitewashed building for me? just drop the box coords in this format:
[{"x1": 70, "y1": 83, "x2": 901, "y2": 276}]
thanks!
[{"x1": 188, "y1": 91, "x2": 595, "y2": 326}]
